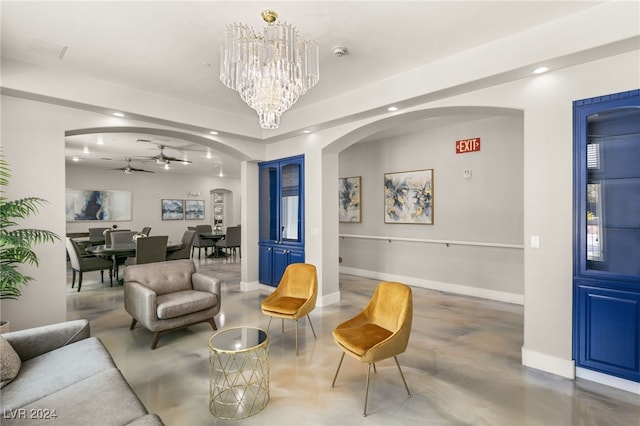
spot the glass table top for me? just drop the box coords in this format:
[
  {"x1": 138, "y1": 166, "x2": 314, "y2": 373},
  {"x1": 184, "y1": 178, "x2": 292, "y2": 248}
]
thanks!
[{"x1": 209, "y1": 327, "x2": 268, "y2": 353}]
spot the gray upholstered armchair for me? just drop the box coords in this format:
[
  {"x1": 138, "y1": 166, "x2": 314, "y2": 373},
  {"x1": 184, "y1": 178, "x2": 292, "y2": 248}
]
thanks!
[{"x1": 123, "y1": 259, "x2": 221, "y2": 349}]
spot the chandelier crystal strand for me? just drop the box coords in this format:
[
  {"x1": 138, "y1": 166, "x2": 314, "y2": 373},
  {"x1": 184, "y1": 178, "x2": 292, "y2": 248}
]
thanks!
[{"x1": 220, "y1": 11, "x2": 319, "y2": 129}]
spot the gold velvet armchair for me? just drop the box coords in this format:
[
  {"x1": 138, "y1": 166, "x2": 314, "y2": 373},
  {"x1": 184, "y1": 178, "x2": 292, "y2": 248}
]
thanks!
[
  {"x1": 331, "y1": 281, "x2": 413, "y2": 417},
  {"x1": 261, "y1": 263, "x2": 318, "y2": 355}
]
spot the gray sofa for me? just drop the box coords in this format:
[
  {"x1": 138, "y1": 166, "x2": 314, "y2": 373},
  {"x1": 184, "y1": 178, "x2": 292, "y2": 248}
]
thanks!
[{"x1": 1, "y1": 319, "x2": 164, "y2": 425}]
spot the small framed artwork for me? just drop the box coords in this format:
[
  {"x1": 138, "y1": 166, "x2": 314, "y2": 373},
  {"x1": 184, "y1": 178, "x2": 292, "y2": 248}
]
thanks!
[
  {"x1": 339, "y1": 176, "x2": 362, "y2": 223},
  {"x1": 213, "y1": 204, "x2": 224, "y2": 215},
  {"x1": 161, "y1": 199, "x2": 184, "y2": 220},
  {"x1": 384, "y1": 169, "x2": 434, "y2": 224},
  {"x1": 213, "y1": 192, "x2": 224, "y2": 203},
  {"x1": 185, "y1": 200, "x2": 205, "y2": 220}
]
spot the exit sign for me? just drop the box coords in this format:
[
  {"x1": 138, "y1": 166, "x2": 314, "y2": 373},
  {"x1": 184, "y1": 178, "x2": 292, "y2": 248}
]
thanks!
[{"x1": 456, "y1": 137, "x2": 480, "y2": 154}]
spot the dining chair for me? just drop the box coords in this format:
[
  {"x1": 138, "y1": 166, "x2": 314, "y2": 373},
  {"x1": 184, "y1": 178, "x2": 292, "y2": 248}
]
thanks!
[
  {"x1": 108, "y1": 231, "x2": 136, "y2": 279},
  {"x1": 331, "y1": 281, "x2": 413, "y2": 417},
  {"x1": 215, "y1": 225, "x2": 241, "y2": 257},
  {"x1": 65, "y1": 237, "x2": 113, "y2": 292},
  {"x1": 166, "y1": 230, "x2": 196, "y2": 261},
  {"x1": 141, "y1": 226, "x2": 152, "y2": 236},
  {"x1": 88, "y1": 227, "x2": 109, "y2": 244},
  {"x1": 103, "y1": 229, "x2": 131, "y2": 242},
  {"x1": 109, "y1": 230, "x2": 137, "y2": 244},
  {"x1": 261, "y1": 263, "x2": 317, "y2": 356},
  {"x1": 192, "y1": 224, "x2": 216, "y2": 259},
  {"x1": 125, "y1": 235, "x2": 168, "y2": 265}
]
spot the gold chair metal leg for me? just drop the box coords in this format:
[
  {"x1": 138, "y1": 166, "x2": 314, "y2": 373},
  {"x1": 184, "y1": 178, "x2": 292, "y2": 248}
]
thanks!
[
  {"x1": 394, "y1": 356, "x2": 411, "y2": 397},
  {"x1": 372, "y1": 363, "x2": 377, "y2": 373},
  {"x1": 307, "y1": 314, "x2": 317, "y2": 339},
  {"x1": 332, "y1": 352, "x2": 345, "y2": 387},
  {"x1": 266, "y1": 316, "x2": 272, "y2": 332},
  {"x1": 281, "y1": 318, "x2": 284, "y2": 333},
  {"x1": 295, "y1": 319, "x2": 299, "y2": 356},
  {"x1": 364, "y1": 363, "x2": 372, "y2": 417}
]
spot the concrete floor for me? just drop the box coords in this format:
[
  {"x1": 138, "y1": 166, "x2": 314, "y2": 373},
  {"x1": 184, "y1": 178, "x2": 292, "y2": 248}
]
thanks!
[{"x1": 66, "y1": 257, "x2": 640, "y2": 426}]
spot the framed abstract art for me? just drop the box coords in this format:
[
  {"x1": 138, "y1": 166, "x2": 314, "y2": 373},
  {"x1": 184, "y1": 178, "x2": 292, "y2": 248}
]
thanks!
[
  {"x1": 384, "y1": 169, "x2": 434, "y2": 224},
  {"x1": 185, "y1": 200, "x2": 205, "y2": 220},
  {"x1": 338, "y1": 176, "x2": 361, "y2": 223},
  {"x1": 161, "y1": 199, "x2": 184, "y2": 220},
  {"x1": 65, "y1": 189, "x2": 132, "y2": 221}
]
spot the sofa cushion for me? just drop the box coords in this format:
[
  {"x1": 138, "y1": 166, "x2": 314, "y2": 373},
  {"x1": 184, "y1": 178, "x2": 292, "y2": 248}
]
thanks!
[
  {"x1": 124, "y1": 259, "x2": 196, "y2": 295},
  {"x1": 0, "y1": 337, "x2": 115, "y2": 410},
  {"x1": 0, "y1": 336, "x2": 21, "y2": 388},
  {"x1": 156, "y1": 290, "x2": 218, "y2": 320},
  {"x1": 2, "y1": 369, "x2": 150, "y2": 426}
]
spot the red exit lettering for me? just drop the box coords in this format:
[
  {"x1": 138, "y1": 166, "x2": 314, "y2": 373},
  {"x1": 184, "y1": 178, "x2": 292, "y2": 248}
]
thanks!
[{"x1": 455, "y1": 138, "x2": 481, "y2": 154}]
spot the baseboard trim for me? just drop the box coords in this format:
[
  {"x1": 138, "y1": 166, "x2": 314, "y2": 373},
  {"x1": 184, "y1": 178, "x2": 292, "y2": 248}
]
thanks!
[
  {"x1": 240, "y1": 280, "x2": 260, "y2": 292},
  {"x1": 521, "y1": 347, "x2": 575, "y2": 379},
  {"x1": 576, "y1": 367, "x2": 640, "y2": 394},
  {"x1": 318, "y1": 291, "x2": 340, "y2": 307},
  {"x1": 339, "y1": 266, "x2": 524, "y2": 305}
]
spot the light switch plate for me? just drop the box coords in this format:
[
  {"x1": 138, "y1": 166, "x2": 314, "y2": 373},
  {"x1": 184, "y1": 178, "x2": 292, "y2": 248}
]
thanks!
[{"x1": 530, "y1": 235, "x2": 540, "y2": 249}]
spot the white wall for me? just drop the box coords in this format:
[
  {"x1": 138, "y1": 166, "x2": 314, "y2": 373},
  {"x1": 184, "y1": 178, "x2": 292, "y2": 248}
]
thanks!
[
  {"x1": 338, "y1": 114, "x2": 524, "y2": 301},
  {"x1": 1, "y1": 97, "x2": 68, "y2": 330},
  {"x1": 66, "y1": 164, "x2": 240, "y2": 242}
]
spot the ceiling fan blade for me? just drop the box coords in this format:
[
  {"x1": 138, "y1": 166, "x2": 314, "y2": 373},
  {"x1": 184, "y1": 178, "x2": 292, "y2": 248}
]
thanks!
[{"x1": 131, "y1": 167, "x2": 154, "y2": 173}]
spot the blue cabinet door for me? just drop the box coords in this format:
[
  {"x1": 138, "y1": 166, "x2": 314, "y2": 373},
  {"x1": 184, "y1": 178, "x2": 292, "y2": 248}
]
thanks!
[
  {"x1": 258, "y1": 245, "x2": 273, "y2": 285},
  {"x1": 573, "y1": 89, "x2": 640, "y2": 383},
  {"x1": 575, "y1": 281, "x2": 640, "y2": 381},
  {"x1": 258, "y1": 155, "x2": 305, "y2": 286}
]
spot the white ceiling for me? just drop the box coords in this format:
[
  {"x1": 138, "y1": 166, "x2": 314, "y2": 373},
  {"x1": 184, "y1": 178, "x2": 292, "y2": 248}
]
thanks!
[{"x1": 1, "y1": 1, "x2": 605, "y2": 177}]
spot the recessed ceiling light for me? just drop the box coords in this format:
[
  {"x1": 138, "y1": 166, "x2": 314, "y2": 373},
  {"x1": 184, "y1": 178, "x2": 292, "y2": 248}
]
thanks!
[
  {"x1": 387, "y1": 106, "x2": 399, "y2": 112},
  {"x1": 302, "y1": 130, "x2": 311, "y2": 134},
  {"x1": 533, "y1": 66, "x2": 549, "y2": 74},
  {"x1": 113, "y1": 112, "x2": 124, "y2": 117},
  {"x1": 82, "y1": 147, "x2": 89, "y2": 154},
  {"x1": 206, "y1": 151, "x2": 212, "y2": 159},
  {"x1": 72, "y1": 156, "x2": 79, "y2": 162},
  {"x1": 209, "y1": 131, "x2": 218, "y2": 135}
]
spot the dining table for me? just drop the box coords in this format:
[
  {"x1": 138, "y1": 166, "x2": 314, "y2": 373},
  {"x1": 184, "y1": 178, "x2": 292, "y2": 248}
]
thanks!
[
  {"x1": 86, "y1": 241, "x2": 183, "y2": 283},
  {"x1": 198, "y1": 233, "x2": 227, "y2": 258}
]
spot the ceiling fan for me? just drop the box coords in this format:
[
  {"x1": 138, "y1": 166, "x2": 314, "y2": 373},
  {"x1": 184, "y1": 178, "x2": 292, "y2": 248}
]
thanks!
[
  {"x1": 109, "y1": 158, "x2": 154, "y2": 174},
  {"x1": 138, "y1": 144, "x2": 193, "y2": 165}
]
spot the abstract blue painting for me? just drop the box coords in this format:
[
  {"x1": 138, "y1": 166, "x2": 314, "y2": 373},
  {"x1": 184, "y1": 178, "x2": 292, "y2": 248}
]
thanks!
[
  {"x1": 66, "y1": 189, "x2": 132, "y2": 221},
  {"x1": 384, "y1": 169, "x2": 433, "y2": 224},
  {"x1": 339, "y1": 176, "x2": 361, "y2": 223}
]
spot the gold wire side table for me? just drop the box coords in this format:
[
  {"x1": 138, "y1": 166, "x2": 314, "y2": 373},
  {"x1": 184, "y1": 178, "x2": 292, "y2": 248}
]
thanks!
[{"x1": 209, "y1": 327, "x2": 269, "y2": 419}]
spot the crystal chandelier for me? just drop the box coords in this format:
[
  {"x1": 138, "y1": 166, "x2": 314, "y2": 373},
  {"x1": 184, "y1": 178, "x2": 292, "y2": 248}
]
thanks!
[{"x1": 220, "y1": 10, "x2": 319, "y2": 129}]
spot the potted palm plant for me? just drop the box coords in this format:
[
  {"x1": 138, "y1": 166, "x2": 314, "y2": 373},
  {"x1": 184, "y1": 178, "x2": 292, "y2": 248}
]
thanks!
[{"x1": 0, "y1": 153, "x2": 59, "y2": 331}]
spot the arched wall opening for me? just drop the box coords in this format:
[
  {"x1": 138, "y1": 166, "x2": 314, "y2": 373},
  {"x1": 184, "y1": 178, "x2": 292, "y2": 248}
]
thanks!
[
  {"x1": 320, "y1": 105, "x2": 525, "y2": 305},
  {"x1": 64, "y1": 126, "x2": 251, "y2": 244}
]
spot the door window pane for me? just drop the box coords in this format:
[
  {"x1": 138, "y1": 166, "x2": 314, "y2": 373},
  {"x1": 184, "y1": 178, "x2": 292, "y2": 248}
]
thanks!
[{"x1": 585, "y1": 107, "x2": 640, "y2": 275}]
